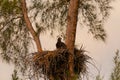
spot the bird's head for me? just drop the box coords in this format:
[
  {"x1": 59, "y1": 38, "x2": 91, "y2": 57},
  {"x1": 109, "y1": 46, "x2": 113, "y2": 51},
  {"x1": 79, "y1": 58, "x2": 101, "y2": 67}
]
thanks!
[{"x1": 58, "y1": 37, "x2": 62, "y2": 42}]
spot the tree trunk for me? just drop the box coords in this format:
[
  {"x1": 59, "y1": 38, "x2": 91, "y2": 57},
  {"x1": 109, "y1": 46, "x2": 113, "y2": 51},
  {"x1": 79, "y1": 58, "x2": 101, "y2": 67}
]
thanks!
[
  {"x1": 65, "y1": 0, "x2": 79, "y2": 79},
  {"x1": 21, "y1": 0, "x2": 42, "y2": 52}
]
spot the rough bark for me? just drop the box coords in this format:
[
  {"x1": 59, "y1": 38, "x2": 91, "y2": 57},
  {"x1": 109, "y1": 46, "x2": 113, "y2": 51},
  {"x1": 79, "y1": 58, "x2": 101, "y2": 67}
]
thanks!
[
  {"x1": 21, "y1": 0, "x2": 42, "y2": 52},
  {"x1": 65, "y1": 0, "x2": 79, "y2": 79}
]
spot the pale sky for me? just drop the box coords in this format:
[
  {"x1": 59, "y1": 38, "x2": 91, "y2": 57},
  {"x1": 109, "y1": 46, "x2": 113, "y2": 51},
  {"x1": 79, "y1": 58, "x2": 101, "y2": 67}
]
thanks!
[{"x1": 0, "y1": 0, "x2": 120, "y2": 80}]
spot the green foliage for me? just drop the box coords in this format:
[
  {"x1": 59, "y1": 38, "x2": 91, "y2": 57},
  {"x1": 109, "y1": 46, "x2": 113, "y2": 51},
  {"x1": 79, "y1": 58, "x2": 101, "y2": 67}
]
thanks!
[
  {"x1": 29, "y1": 0, "x2": 114, "y2": 41},
  {"x1": 95, "y1": 74, "x2": 103, "y2": 80},
  {"x1": 0, "y1": 0, "x2": 30, "y2": 73},
  {"x1": 28, "y1": 0, "x2": 69, "y2": 35},
  {"x1": 0, "y1": 0, "x2": 21, "y2": 16},
  {"x1": 12, "y1": 69, "x2": 19, "y2": 80},
  {"x1": 79, "y1": 0, "x2": 113, "y2": 41},
  {"x1": 110, "y1": 50, "x2": 120, "y2": 80}
]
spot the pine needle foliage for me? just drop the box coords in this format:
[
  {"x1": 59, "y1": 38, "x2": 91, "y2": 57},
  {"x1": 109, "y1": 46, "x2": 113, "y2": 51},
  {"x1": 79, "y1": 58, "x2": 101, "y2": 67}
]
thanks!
[
  {"x1": 0, "y1": 0, "x2": 30, "y2": 73},
  {"x1": 12, "y1": 70, "x2": 19, "y2": 80},
  {"x1": 110, "y1": 50, "x2": 120, "y2": 80},
  {"x1": 29, "y1": 0, "x2": 114, "y2": 41},
  {"x1": 95, "y1": 74, "x2": 103, "y2": 80}
]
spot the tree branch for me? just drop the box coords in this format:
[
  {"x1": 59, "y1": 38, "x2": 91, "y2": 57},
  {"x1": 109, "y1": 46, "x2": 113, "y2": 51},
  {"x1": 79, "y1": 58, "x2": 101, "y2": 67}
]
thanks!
[
  {"x1": 65, "y1": 0, "x2": 79, "y2": 79},
  {"x1": 21, "y1": 0, "x2": 42, "y2": 52}
]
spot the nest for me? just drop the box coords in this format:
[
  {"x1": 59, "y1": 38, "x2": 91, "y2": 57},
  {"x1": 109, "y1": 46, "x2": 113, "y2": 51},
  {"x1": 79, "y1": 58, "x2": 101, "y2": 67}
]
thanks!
[{"x1": 27, "y1": 47, "x2": 90, "y2": 80}]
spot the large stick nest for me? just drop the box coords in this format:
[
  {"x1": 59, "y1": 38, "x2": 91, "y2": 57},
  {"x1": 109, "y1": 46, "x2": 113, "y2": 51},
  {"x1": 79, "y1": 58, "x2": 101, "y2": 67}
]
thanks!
[{"x1": 26, "y1": 47, "x2": 90, "y2": 79}]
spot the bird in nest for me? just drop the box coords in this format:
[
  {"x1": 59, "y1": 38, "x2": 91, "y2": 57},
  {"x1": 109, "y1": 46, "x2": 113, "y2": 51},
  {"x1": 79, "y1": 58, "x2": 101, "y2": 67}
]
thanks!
[{"x1": 56, "y1": 37, "x2": 67, "y2": 49}]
